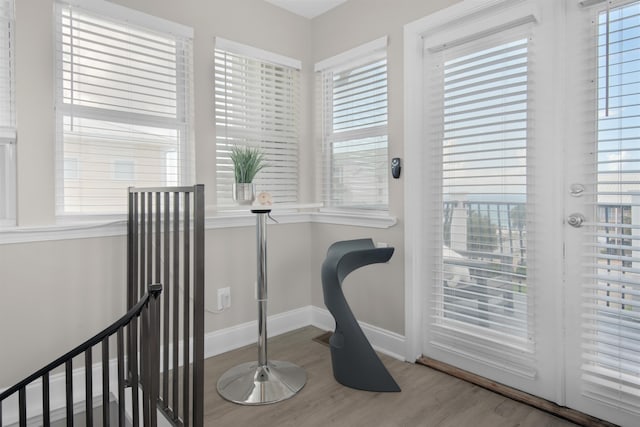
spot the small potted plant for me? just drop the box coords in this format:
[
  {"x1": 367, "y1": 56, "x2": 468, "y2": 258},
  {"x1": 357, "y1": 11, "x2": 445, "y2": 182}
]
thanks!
[{"x1": 230, "y1": 145, "x2": 267, "y2": 205}]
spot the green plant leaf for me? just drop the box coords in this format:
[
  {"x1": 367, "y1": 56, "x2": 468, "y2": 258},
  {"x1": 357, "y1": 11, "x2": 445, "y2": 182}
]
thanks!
[{"x1": 230, "y1": 146, "x2": 267, "y2": 183}]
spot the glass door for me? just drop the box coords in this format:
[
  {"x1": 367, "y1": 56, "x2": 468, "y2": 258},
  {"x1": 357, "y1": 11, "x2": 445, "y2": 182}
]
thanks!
[
  {"x1": 418, "y1": 0, "x2": 566, "y2": 403},
  {"x1": 409, "y1": 1, "x2": 640, "y2": 424},
  {"x1": 563, "y1": 1, "x2": 640, "y2": 425}
]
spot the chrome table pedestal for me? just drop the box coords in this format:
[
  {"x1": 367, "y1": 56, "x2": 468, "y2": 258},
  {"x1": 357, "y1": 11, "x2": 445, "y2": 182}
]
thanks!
[{"x1": 217, "y1": 209, "x2": 306, "y2": 405}]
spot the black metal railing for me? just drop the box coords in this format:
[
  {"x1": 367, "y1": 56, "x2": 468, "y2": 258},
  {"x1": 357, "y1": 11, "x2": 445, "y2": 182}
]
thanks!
[
  {"x1": 128, "y1": 185, "x2": 205, "y2": 427},
  {"x1": 0, "y1": 284, "x2": 162, "y2": 427}
]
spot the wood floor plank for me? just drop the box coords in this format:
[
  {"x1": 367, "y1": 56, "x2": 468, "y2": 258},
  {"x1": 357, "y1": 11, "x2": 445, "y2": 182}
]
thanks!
[{"x1": 202, "y1": 326, "x2": 581, "y2": 427}]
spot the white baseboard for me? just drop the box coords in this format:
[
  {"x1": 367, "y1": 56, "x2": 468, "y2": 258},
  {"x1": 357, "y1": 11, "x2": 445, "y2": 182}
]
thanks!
[
  {"x1": 204, "y1": 305, "x2": 406, "y2": 362},
  {"x1": 204, "y1": 306, "x2": 313, "y2": 358},
  {"x1": 309, "y1": 306, "x2": 406, "y2": 361},
  {"x1": 1, "y1": 305, "x2": 405, "y2": 425}
]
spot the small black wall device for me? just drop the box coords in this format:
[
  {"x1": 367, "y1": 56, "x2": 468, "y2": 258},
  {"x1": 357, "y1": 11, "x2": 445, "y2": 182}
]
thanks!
[{"x1": 391, "y1": 157, "x2": 401, "y2": 179}]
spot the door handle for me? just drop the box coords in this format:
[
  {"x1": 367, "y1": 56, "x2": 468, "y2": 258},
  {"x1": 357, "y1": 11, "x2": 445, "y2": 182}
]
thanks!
[{"x1": 567, "y1": 213, "x2": 585, "y2": 228}]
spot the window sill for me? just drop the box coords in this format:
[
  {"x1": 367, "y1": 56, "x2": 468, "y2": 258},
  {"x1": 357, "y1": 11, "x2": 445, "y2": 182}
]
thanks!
[
  {"x1": 0, "y1": 206, "x2": 397, "y2": 245},
  {"x1": 311, "y1": 210, "x2": 397, "y2": 228}
]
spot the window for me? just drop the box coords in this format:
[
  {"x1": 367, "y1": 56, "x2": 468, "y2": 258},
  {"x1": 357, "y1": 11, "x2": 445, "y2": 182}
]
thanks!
[
  {"x1": 112, "y1": 160, "x2": 135, "y2": 181},
  {"x1": 0, "y1": 0, "x2": 15, "y2": 223},
  {"x1": 316, "y1": 37, "x2": 388, "y2": 211},
  {"x1": 214, "y1": 38, "x2": 301, "y2": 205},
  {"x1": 425, "y1": 21, "x2": 535, "y2": 372},
  {"x1": 55, "y1": 1, "x2": 194, "y2": 215},
  {"x1": 581, "y1": 0, "x2": 640, "y2": 412}
]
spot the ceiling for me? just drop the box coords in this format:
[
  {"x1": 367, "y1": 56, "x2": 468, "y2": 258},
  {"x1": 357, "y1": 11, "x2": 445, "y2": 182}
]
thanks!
[{"x1": 264, "y1": 0, "x2": 348, "y2": 19}]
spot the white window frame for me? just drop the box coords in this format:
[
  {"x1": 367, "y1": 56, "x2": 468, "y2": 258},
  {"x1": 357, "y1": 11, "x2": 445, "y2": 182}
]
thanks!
[
  {"x1": 0, "y1": 0, "x2": 15, "y2": 226},
  {"x1": 316, "y1": 36, "x2": 389, "y2": 213},
  {"x1": 54, "y1": 0, "x2": 194, "y2": 218}
]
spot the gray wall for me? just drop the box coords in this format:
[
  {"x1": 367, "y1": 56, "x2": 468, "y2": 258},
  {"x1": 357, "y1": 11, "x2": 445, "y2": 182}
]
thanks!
[
  {"x1": 0, "y1": 0, "x2": 460, "y2": 388},
  {"x1": 309, "y1": 0, "x2": 461, "y2": 335}
]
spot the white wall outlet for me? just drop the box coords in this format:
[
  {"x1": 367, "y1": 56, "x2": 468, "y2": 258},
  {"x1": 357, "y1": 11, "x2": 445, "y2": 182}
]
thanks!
[
  {"x1": 217, "y1": 287, "x2": 231, "y2": 310},
  {"x1": 376, "y1": 242, "x2": 389, "y2": 248}
]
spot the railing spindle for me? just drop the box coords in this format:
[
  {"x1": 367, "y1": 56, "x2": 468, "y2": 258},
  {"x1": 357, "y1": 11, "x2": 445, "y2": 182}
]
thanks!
[
  {"x1": 117, "y1": 327, "x2": 125, "y2": 427},
  {"x1": 65, "y1": 360, "x2": 73, "y2": 427},
  {"x1": 172, "y1": 191, "x2": 180, "y2": 418},
  {"x1": 128, "y1": 190, "x2": 135, "y2": 311},
  {"x1": 129, "y1": 192, "x2": 139, "y2": 385},
  {"x1": 133, "y1": 191, "x2": 139, "y2": 303},
  {"x1": 18, "y1": 387, "x2": 26, "y2": 427},
  {"x1": 101, "y1": 338, "x2": 110, "y2": 427},
  {"x1": 140, "y1": 192, "x2": 146, "y2": 300},
  {"x1": 193, "y1": 184, "x2": 205, "y2": 426},
  {"x1": 155, "y1": 192, "x2": 161, "y2": 284},
  {"x1": 163, "y1": 191, "x2": 170, "y2": 407},
  {"x1": 147, "y1": 192, "x2": 153, "y2": 293},
  {"x1": 149, "y1": 284, "x2": 162, "y2": 427},
  {"x1": 131, "y1": 315, "x2": 140, "y2": 427},
  {"x1": 183, "y1": 191, "x2": 190, "y2": 426},
  {"x1": 142, "y1": 294, "x2": 150, "y2": 427},
  {"x1": 85, "y1": 349, "x2": 93, "y2": 426},
  {"x1": 42, "y1": 373, "x2": 50, "y2": 426}
]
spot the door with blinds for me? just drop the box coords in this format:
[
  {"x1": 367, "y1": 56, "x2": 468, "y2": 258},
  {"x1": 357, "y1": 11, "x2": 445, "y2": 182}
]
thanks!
[
  {"x1": 418, "y1": 0, "x2": 570, "y2": 409},
  {"x1": 562, "y1": 1, "x2": 640, "y2": 425},
  {"x1": 415, "y1": 0, "x2": 640, "y2": 425}
]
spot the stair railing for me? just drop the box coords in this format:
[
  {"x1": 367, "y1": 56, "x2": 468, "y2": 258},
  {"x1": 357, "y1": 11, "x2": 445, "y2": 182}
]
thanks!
[
  {"x1": 0, "y1": 283, "x2": 163, "y2": 427},
  {"x1": 128, "y1": 185, "x2": 205, "y2": 427}
]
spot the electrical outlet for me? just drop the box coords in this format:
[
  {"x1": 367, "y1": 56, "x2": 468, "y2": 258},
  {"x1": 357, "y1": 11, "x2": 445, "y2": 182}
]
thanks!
[{"x1": 217, "y1": 287, "x2": 231, "y2": 310}]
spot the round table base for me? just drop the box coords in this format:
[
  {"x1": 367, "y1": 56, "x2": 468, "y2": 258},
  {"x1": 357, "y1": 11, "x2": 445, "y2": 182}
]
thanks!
[{"x1": 217, "y1": 360, "x2": 306, "y2": 405}]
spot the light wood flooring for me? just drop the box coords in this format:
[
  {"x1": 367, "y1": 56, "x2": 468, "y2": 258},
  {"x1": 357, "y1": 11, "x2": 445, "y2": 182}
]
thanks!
[{"x1": 202, "y1": 326, "x2": 579, "y2": 427}]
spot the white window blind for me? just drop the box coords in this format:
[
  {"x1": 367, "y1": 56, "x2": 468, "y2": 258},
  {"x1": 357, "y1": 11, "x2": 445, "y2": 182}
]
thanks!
[
  {"x1": 317, "y1": 41, "x2": 388, "y2": 211},
  {"x1": 55, "y1": 1, "x2": 194, "y2": 215},
  {"x1": 582, "y1": 0, "x2": 640, "y2": 412},
  {"x1": 0, "y1": 0, "x2": 15, "y2": 222},
  {"x1": 214, "y1": 41, "x2": 300, "y2": 205},
  {"x1": 427, "y1": 27, "x2": 535, "y2": 373}
]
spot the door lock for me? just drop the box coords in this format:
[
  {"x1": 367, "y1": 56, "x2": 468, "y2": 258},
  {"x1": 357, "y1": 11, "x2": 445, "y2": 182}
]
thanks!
[
  {"x1": 570, "y1": 183, "x2": 585, "y2": 197},
  {"x1": 567, "y1": 213, "x2": 585, "y2": 228}
]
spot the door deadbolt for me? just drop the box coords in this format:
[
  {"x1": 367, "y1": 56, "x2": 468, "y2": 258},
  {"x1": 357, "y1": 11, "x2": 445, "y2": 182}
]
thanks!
[
  {"x1": 570, "y1": 183, "x2": 585, "y2": 197},
  {"x1": 567, "y1": 213, "x2": 585, "y2": 228}
]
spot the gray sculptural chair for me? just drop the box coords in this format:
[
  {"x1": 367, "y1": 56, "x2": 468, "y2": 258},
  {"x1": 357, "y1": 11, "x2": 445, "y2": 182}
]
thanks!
[{"x1": 321, "y1": 238, "x2": 400, "y2": 392}]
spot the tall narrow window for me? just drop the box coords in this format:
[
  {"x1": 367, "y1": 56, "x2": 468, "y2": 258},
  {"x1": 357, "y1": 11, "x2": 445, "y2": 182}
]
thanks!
[
  {"x1": 55, "y1": 1, "x2": 194, "y2": 215},
  {"x1": 428, "y1": 26, "x2": 534, "y2": 372},
  {"x1": 582, "y1": 0, "x2": 640, "y2": 412},
  {"x1": 214, "y1": 38, "x2": 300, "y2": 205},
  {"x1": 0, "y1": 0, "x2": 15, "y2": 223},
  {"x1": 316, "y1": 37, "x2": 388, "y2": 211}
]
